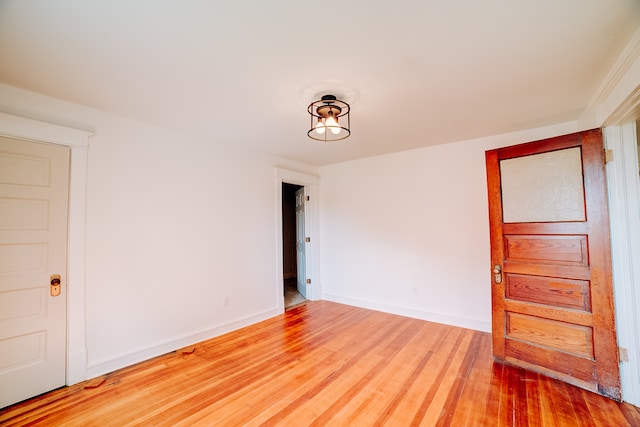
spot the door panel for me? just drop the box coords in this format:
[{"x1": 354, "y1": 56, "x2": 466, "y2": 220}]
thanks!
[
  {"x1": 486, "y1": 129, "x2": 620, "y2": 400},
  {"x1": 500, "y1": 146, "x2": 585, "y2": 222},
  {"x1": 504, "y1": 235, "x2": 588, "y2": 264},
  {"x1": 0, "y1": 136, "x2": 69, "y2": 408},
  {"x1": 295, "y1": 187, "x2": 307, "y2": 299},
  {"x1": 506, "y1": 312, "x2": 594, "y2": 357},
  {"x1": 505, "y1": 274, "x2": 590, "y2": 310}
]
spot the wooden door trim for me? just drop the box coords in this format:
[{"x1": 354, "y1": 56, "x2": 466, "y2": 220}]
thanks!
[
  {"x1": 490, "y1": 131, "x2": 583, "y2": 160},
  {"x1": 485, "y1": 149, "x2": 506, "y2": 358},
  {"x1": 582, "y1": 130, "x2": 619, "y2": 397}
]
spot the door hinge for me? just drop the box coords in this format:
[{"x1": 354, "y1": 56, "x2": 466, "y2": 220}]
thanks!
[
  {"x1": 305, "y1": 237, "x2": 310, "y2": 243},
  {"x1": 306, "y1": 278, "x2": 311, "y2": 284},
  {"x1": 605, "y1": 149, "x2": 614, "y2": 163},
  {"x1": 620, "y1": 347, "x2": 629, "y2": 362}
]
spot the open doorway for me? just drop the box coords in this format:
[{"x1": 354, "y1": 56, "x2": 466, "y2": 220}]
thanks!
[
  {"x1": 282, "y1": 183, "x2": 306, "y2": 308},
  {"x1": 275, "y1": 168, "x2": 319, "y2": 310}
]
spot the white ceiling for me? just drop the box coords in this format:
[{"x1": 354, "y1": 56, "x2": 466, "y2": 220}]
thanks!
[{"x1": 1, "y1": 1, "x2": 639, "y2": 166}]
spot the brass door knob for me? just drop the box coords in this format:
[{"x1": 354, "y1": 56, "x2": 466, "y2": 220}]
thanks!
[{"x1": 50, "y1": 274, "x2": 62, "y2": 296}]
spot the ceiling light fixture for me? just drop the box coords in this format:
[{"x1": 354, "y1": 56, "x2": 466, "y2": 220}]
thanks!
[{"x1": 307, "y1": 94, "x2": 350, "y2": 142}]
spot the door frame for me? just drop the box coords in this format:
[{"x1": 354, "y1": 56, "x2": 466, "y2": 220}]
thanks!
[
  {"x1": 604, "y1": 123, "x2": 640, "y2": 405},
  {"x1": 0, "y1": 112, "x2": 91, "y2": 386},
  {"x1": 595, "y1": 28, "x2": 640, "y2": 404},
  {"x1": 275, "y1": 168, "x2": 319, "y2": 310}
]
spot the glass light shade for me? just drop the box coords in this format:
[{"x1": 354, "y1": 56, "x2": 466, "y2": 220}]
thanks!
[{"x1": 325, "y1": 116, "x2": 341, "y2": 134}]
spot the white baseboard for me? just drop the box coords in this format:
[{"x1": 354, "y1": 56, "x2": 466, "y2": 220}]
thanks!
[
  {"x1": 321, "y1": 293, "x2": 491, "y2": 333},
  {"x1": 85, "y1": 306, "x2": 281, "y2": 380}
]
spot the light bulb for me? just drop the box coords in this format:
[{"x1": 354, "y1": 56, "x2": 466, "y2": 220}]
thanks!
[
  {"x1": 314, "y1": 120, "x2": 325, "y2": 134},
  {"x1": 325, "y1": 116, "x2": 341, "y2": 135}
]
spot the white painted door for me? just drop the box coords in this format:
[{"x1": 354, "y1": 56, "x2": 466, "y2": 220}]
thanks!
[
  {"x1": 0, "y1": 136, "x2": 69, "y2": 408},
  {"x1": 295, "y1": 187, "x2": 307, "y2": 299}
]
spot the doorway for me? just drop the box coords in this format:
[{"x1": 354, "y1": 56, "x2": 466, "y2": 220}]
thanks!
[
  {"x1": 275, "y1": 168, "x2": 319, "y2": 310},
  {"x1": 0, "y1": 113, "x2": 91, "y2": 403},
  {"x1": 282, "y1": 183, "x2": 306, "y2": 308}
]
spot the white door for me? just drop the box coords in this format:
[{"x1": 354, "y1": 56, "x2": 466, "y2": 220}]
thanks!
[
  {"x1": 0, "y1": 136, "x2": 69, "y2": 408},
  {"x1": 295, "y1": 187, "x2": 307, "y2": 299}
]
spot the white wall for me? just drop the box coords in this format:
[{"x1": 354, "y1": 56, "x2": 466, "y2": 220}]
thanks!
[
  {"x1": 318, "y1": 123, "x2": 579, "y2": 332},
  {"x1": 0, "y1": 84, "x2": 319, "y2": 378}
]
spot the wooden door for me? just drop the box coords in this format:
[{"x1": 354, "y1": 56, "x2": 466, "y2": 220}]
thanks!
[
  {"x1": 0, "y1": 136, "x2": 70, "y2": 408},
  {"x1": 295, "y1": 187, "x2": 307, "y2": 299},
  {"x1": 485, "y1": 129, "x2": 620, "y2": 400}
]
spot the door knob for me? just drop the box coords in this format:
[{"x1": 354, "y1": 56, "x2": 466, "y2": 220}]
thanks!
[
  {"x1": 50, "y1": 274, "x2": 61, "y2": 296},
  {"x1": 493, "y1": 265, "x2": 502, "y2": 284}
]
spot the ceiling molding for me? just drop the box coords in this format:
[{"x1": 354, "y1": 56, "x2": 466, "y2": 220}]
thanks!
[
  {"x1": 604, "y1": 85, "x2": 640, "y2": 126},
  {"x1": 588, "y1": 27, "x2": 640, "y2": 112}
]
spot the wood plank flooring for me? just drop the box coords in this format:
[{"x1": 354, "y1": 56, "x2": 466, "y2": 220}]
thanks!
[{"x1": 1, "y1": 301, "x2": 639, "y2": 426}]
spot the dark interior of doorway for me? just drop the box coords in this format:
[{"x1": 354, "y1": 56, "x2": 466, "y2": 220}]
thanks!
[{"x1": 282, "y1": 183, "x2": 306, "y2": 308}]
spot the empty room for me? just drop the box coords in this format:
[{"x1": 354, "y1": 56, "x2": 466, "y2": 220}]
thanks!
[{"x1": 2, "y1": 1, "x2": 640, "y2": 425}]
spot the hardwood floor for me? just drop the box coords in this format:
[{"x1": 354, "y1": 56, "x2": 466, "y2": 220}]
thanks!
[{"x1": 2, "y1": 301, "x2": 639, "y2": 426}]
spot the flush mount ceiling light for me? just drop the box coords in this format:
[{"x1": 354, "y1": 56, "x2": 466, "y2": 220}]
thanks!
[{"x1": 307, "y1": 94, "x2": 351, "y2": 142}]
